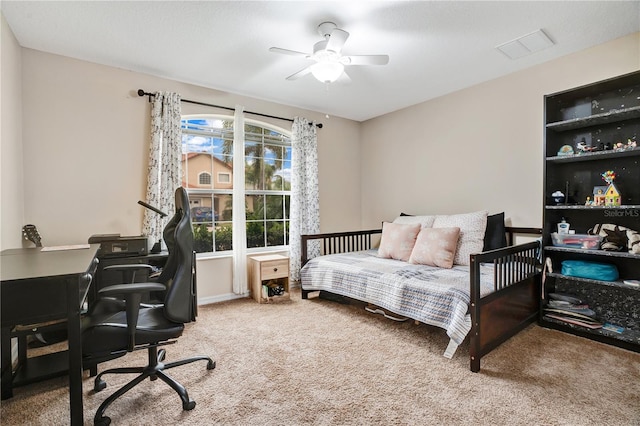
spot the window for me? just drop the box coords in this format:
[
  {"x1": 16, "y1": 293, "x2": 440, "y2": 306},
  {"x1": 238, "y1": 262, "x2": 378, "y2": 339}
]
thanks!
[
  {"x1": 217, "y1": 172, "x2": 230, "y2": 184},
  {"x1": 198, "y1": 172, "x2": 211, "y2": 185},
  {"x1": 181, "y1": 116, "x2": 292, "y2": 254}
]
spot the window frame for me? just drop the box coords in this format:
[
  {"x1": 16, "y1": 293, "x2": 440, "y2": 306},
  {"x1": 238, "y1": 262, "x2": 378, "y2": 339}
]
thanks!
[{"x1": 181, "y1": 114, "x2": 292, "y2": 256}]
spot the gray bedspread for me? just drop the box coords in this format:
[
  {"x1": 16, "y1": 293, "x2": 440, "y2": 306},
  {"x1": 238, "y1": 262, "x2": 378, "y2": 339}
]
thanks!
[{"x1": 300, "y1": 249, "x2": 497, "y2": 357}]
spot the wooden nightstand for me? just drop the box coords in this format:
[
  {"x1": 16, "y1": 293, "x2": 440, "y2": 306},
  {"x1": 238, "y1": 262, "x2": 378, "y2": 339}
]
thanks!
[{"x1": 248, "y1": 254, "x2": 290, "y2": 303}]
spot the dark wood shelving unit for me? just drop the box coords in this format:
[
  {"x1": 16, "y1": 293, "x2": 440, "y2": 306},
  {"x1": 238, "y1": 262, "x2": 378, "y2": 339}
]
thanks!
[{"x1": 541, "y1": 70, "x2": 640, "y2": 354}]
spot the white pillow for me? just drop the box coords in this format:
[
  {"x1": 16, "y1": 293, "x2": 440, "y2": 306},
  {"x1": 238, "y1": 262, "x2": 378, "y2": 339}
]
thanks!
[
  {"x1": 377, "y1": 222, "x2": 421, "y2": 262},
  {"x1": 393, "y1": 215, "x2": 436, "y2": 229},
  {"x1": 433, "y1": 211, "x2": 488, "y2": 265}
]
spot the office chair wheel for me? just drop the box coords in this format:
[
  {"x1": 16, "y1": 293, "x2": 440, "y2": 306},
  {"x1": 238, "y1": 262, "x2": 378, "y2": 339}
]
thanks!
[
  {"x1": 207, "y1": 360, "x2": 216, "y2": 370},
  {"x1": 183, "y1": 399, "x2": 196, "y2": 411},
  {"x1": 94, "y1": 378, "x2": 107, "y2": 392},
  {"x1": 94, "y1": 416, "x2": 111, "y2": 426}
]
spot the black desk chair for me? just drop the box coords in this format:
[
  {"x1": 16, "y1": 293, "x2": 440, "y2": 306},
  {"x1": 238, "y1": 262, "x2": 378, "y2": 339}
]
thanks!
[
  {"x1": 94, "y1": 188, "x2": 190, "y2": 311},
  {"x1": 82, "y1": 188, "x2": 215, "y2": 426}
]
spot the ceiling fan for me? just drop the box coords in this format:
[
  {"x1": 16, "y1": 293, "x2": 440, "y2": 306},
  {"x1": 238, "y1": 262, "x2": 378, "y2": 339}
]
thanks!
[{"x1": 269, "y1": 21, "x2": 389, "y2": 83}]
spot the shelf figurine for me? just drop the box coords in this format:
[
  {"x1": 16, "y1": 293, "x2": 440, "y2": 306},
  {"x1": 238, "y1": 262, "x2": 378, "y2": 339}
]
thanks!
[
  {"x1": 592, "y1": 186, "x2": 607, "y2": 206},
  {"x1": 601, "y1": 170, "x2": 621, "y2": 207}
]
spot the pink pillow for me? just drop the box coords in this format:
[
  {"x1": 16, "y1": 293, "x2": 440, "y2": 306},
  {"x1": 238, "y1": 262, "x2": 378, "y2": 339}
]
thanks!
[
  {"x1": 377, "y1": 222, "x2": 421, "y2": 262},
  {"x1": 409, "y1": 227, "x2": 461, "y2": 269}
]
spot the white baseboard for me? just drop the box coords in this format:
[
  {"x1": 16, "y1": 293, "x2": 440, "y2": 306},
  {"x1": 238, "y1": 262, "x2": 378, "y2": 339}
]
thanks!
[{"x1": 197, "y1": 293, "x2": 247, "y2": 305}]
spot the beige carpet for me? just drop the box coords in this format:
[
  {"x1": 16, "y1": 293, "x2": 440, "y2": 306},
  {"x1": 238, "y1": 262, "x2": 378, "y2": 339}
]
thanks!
[{"x1": 1, "y1": 288, "x2": 639, "y2": 425}]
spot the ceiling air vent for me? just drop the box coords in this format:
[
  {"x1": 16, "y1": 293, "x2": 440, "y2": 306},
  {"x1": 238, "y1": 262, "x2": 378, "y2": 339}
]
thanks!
[{"x1": 496, "y1": 29, "x2": 554, "y2": 60}]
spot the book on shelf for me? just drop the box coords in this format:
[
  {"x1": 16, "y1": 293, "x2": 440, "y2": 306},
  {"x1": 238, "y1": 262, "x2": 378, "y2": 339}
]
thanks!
[
  {"x1": 547, "y1": 300, "x2": 595, "y2": 316},
  {"x1": 544, "y1": 313, "x2": 603, "y2": 329},
  {"x1": 548, "y1": 293, "x2": 583, "y2": 305},
  {"x1": 602, "y1": 323, "x2": 625, "y2": 333},
  {"x1": 544, "y1": 292, "x2": 604, "y2": 329}
]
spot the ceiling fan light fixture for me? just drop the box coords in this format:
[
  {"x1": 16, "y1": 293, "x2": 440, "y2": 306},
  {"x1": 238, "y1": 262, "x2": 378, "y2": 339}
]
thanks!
[{"x1": 310, "y1": 61, "x2": 344, "y2": 83}]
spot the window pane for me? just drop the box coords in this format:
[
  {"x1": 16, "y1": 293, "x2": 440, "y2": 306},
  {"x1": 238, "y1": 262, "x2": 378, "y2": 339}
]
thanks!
[
  {"x1": 245, "y1": 159, "x2": 264, "y2": 190},
  {"x1": 265, "y1": 195, "x2": 283, "y2": 219},
  {"x1": 193, "y1": 224, "x2": 213, "y2": 253},
  {"x1": 214, "y1": 194, "x2": 232, "y2": 221},
  {"x1": 266, "y1": 221, "x2": 285, "y2": 247},
  {"x1": 264, "y1": 143, "x2": 282, "y2": 160},
  {"x1": 190, "y1": 194, "x2": 213, "y2": 224},
  {"x1": 263, "y1": 157, "x2": 276, "y2": 190},
  {"x1": 214, "y1": 222, "x2": 233, "y2": 251},
  {"x1": 245, "y1": 123, "x2": 262, "y2": 137},
  {"x1": 245, "y1": 194, "x2": 264, "y2": 221},
  {"x1": 271, "y1": 159, "x2": 285, "y2": 190},
  {"x1": 246, "y1": 221, "x2": 265, "y2": 248}
]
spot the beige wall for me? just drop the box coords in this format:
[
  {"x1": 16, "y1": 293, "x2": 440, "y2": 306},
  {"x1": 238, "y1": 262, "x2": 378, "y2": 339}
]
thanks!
[
  {"x1": 11, "y1": 40, "x2": 361, "y2": 301},
  {"x1": 4, "y1": 17, "x2": 639, "y2": 301},
  {"x1": 360, "y1": 32, "x2": 640, "y2": 230},
  {"x1": 1, "y1": 14, "x2": 24, "y2": 250}
]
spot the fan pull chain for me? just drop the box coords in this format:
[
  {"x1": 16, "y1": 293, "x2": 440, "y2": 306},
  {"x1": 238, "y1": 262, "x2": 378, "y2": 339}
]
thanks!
[{"x1": 324, "y1": 83, "x2": 331, "y2": 119}]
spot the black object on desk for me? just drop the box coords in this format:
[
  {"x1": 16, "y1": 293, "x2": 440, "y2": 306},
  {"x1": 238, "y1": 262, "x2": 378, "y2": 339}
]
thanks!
[{"x1": 1, "y1": 244, "x2": 99, "y2": 426}]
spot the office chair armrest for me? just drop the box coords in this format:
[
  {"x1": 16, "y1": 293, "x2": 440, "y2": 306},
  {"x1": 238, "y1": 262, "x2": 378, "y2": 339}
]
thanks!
[
  {"x1": 98, "y1": 283, "x2": 166, "y2": 351},
  {"x1": 98, "y1": 282, "x2": 166, "y2": 297},
  {"x1": 103, "y1": 264, "x2": 155, "y2": 272},
  {"x1": 103, "y1": 264, "x2": 156, "y2": 284}
]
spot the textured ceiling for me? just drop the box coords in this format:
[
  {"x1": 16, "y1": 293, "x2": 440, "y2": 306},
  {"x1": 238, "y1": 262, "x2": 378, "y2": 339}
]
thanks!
[{"x1": 2, "y1": 1, "x2": 640, "y2": 121}]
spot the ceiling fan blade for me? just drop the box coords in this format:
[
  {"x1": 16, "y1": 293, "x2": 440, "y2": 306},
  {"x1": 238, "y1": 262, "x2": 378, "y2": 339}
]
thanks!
[
  {"x1": 269, "y1": 47, "x2": 310, "y2": 58},
  {"x1": 336, "y1": 70, "x2": 352, "y2": 84},
  {"x1": 286, "y1": 66, "x2": 312, "y2": 81},
  {"x1": 326, "y1": 28, "x2": 349, "y2": 53},
  {"x1": 342, "y1": 55, "x2": 389, "y2": 66}
]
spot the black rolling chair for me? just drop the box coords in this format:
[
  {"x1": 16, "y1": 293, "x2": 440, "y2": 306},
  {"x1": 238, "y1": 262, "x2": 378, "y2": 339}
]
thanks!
[
  {"x1": 94, "y1": 193, "x2": 188, "y2": 311},
  {"x1": 82, "y1": 188, "x2": 215, "y2": 426}
]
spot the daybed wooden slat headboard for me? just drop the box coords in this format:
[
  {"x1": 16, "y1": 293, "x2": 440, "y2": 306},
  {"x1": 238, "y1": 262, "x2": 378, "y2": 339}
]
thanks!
[{"x1": 301, "y1": 229, "x2": 382, "y2": 267}]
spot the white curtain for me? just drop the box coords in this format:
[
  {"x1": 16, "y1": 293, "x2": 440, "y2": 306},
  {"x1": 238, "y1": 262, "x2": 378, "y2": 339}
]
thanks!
[
  {"x1": 142, "y1": 92, "x2": 182, "y2": 245},
  {"x1": 289, "y1": 117, "x2": 320, "y2": 282},
  {"x1": 232, "y1": 106, "x2": 249, "y2": 295}
]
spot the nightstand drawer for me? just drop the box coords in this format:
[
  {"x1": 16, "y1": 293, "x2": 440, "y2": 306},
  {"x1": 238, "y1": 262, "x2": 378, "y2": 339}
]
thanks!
[{"x1": 261, "y1": 259, "x2": 289, "y2": 280}]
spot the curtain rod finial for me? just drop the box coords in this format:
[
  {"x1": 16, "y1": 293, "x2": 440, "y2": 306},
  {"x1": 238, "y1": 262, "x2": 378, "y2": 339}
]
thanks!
[{"x1": 137, "y1": 89, "x2": 145, "y2": 97}]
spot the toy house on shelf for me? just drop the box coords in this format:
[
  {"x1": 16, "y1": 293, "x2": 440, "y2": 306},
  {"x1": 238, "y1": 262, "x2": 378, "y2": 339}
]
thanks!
[
  {"x1": 592, "y1": 186, "x2": 607, "y2": 206},
  {"x1": 604, "y1": 183, "x2": 621, "y2": 206}
]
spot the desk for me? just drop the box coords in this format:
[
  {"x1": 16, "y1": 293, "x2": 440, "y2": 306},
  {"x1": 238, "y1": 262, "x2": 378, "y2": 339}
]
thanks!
[{"x1": 1, "y1": 245, "x2": 99, "y2": 426}]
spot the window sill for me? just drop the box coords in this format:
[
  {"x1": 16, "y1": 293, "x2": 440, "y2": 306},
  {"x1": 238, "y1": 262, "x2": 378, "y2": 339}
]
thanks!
[{"x1": 195, "y1": 246, "x2": 289, "y2": 261}]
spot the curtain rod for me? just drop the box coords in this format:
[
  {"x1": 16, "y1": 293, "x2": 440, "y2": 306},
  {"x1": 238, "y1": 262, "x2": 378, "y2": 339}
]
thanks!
[{"x1": 137, "y1": 89, "x2": 322, "y2": 128}]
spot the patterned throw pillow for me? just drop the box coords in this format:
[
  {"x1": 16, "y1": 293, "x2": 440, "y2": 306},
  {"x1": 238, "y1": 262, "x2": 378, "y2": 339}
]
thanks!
[
  {"x1": 433, "y1": 210, "x2": 488, "y2": 266},
  {"x1": 409, "y1": 227, "x2": 461, "y2": 268},
  {"x1": 377, "y1": 222, "x2": 421, "y2": 262},
  {"x1": 393, "y1": 214, "x2": 436, "y2": 229}
]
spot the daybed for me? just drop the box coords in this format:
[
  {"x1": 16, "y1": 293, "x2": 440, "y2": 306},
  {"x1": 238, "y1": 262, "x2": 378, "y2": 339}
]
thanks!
[{"x1": 300, "y1": 211, "x2": 542, "y2": 372}]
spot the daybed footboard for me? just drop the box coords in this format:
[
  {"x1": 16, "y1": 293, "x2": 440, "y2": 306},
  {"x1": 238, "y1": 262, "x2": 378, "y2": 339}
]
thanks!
[{"x1": 469, "y1": 233, "x2": 541, "y2": 372}]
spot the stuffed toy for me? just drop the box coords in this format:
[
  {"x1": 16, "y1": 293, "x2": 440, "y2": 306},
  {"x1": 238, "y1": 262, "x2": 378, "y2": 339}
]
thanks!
[{"x1": 588, "y1": 223, "x2": 640, "y2": 254}]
